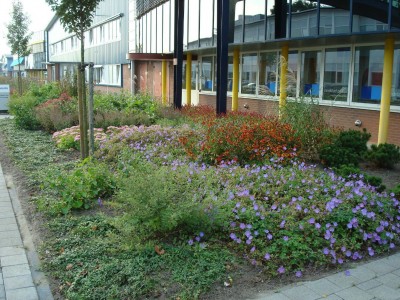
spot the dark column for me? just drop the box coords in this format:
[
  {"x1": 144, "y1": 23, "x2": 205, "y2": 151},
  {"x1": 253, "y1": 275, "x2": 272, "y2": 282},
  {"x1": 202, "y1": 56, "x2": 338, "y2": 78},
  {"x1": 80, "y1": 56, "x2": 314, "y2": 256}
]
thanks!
[
  {"x1": 173, "y1": 0, "x2": 184, "y2": 109},
  {"x1": 216, "y1": 0, "x2": 230, "y2": 115},
  {"x1": 275, "y1": 0, "x2": 287, "y2": 39}
]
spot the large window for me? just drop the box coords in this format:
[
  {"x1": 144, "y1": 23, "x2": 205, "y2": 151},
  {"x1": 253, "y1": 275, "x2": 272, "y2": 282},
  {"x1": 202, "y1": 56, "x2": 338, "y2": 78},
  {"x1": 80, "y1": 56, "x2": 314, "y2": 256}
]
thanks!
[
  {"x1": 244, "y1": 0, "x2": 265, "y2": 42},
  {"x1": 323, "y1": 48, "x2": 350, "y2": 101},
  {"x1": 188, "y1": 0, "x2": 200, "y2": 49},
  {"x1": 94, "y1": 64, "x2": 121, "y2": 86},
  {"x1": 391, "y1": 47, "x2": 400, "y2": 106},
  {"x1": 300, "y1": 50, "x2": 321, "y2": 97},
  {"x1": 234, "y1": 1, "x2": 244, "y2": 43},
  {"x1": 199, "y1": 0, "x2": 213, "y2": 48},
  {"x1": 259, "y1": 52, "x2": 278, "y2": 96},
  {"x1": 241, "y1": 53, "x2": 258, "y2": 95},
  {"x1": 353, "y1": 46, "x2": 384, "y2": 104},
  {"x1": 285, "y1": 51, "x2": 298, "y2": 97},
  {"x1": 201, "y1": 56, "x2": 213, "y2": 91}
]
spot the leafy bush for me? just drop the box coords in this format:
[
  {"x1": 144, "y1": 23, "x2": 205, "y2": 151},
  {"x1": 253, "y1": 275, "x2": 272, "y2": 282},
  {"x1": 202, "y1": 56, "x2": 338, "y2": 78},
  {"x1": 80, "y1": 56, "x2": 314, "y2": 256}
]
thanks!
[
  {"x1": 180, "y1": 112, "x2": 300, "y2": 165},
  {"x1": 8, "y1": 82, "x2": 64, "y2": 129},
  {"x1": 391, "y1": 184, "x2": 400, "y2": 199},
  {"x1": 42, "y1": 159, "x2": 116, "y2": 214},
  {"x1": 319, "y1": 129, "x2": 371, "y2": 167},
  {"x1": 35, "y1": 93, "x2": 78, "y2": 133},
  {"x1": 93, "y1": 110, "x2": 153, "y2": 129},
  {"x1": 366, "y1": 143, "x2": 400, "y2": 169},
  {"x1": 115, "y1": 160, "x2": 224, "y2": 241},
  {"x1": 280, "y1": 98, "x2": 336, "y2": 160}
]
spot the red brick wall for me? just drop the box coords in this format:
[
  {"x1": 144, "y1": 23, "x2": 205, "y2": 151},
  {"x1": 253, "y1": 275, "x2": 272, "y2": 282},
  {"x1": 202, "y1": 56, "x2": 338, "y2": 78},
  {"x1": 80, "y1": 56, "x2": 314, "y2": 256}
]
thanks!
[
  {"x1": 134, "y1": 60, "x2": 174, "y2": 104},
  {"x1": 199, "y1": 95, "x2": 400, "y2": 146}
]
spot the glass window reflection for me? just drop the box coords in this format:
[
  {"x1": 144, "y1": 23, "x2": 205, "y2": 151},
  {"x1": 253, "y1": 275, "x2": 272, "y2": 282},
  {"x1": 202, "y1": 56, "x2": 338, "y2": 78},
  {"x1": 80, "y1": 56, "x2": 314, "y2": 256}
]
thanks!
[
  {"x1": 188, "y1": 0, "x2": 200, "y2": 49},
  {"x1": 392, "y1": 47, "x2": 400, "y2": 106},
  {"x1": 244, "y1": 0, "x2": 266, "y2": 42},
  {"x1": 290, "y1": 0, "x2": 318, "y2": 38},
  {"x1": 201, "y1": 56, "x2": 213, "y2": 91},
  {"x1": 199, "y1": 0, "x2": 213, "y2": 48},
  {"x1": 353, "y1": 46, "x2": 384, "y2": 104},
  {"x1": 259, "y1": 52, "x2": 278, "y2": 96},
  {"x1": 300, "y1": 50, "x2": 321, "y2": 97},
  {"x1": 234, "y1": 1, "x2": 244, "y2": 43},
  {"x1": 241, "y1": 53, "x2": 258, "y2": 95},
  {"x1": 323, "y1": 48, "x2": 350, "y2": 101}
]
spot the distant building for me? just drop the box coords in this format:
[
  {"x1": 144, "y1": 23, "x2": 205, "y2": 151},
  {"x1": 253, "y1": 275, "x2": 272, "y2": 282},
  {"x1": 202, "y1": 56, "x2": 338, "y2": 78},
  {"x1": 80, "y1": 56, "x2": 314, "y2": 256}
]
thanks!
[
  {"x1": 44, "y1": 0, "x2": 130, "y2": 93},
  {"x1": 25, "y1": 31, "x2": 47, "y2": 82},
  {"x1": 0, "y1": 55, "x2": 14, "y2": 77}
]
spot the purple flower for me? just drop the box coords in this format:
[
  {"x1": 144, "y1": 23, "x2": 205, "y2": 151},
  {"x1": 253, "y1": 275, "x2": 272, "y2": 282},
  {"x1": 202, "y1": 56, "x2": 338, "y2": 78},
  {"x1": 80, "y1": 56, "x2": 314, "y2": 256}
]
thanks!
[
  {"x1": 240, "y1": 223, "x2": 246, "y2": 230},
  {"x1": 230, "y1": 233, "x2": 237, "y2": 240},
  {"x1": 323, "y1": 248, "x2": 329, "y2": 255},
  {"x1": 368, "y1": 247, "x2": 375, "y2": 256},
  {"x1": 97, "y1": 198, "x2": 103, "y2": 207},
  {"x1": 295, "y1": 270, "x2": 302, "y2": 278},
  {"x1": 283, "y1": 236, "x2": 289, "y2": 241},
  {"x1": 315, "y1": 223, "x2": 321, "y2": 229},
  {"x1": 277, "y1": 266, "x2": 285, "y2": 274},
  {"x1": 264, "y1": 253, "x2": 271, "y2": 260},
  {"x1": 280, "y1": 220, "x2": 286, "y2": 228},
  {"x1": 188, "y1": 239, "x2": 193, "y2": 246},
  {"x1": 267, "y1": 233, "x2": 273, "y2": 240},
  {"x1": 345, "y1": 270, "x2": 351, "y2": 276},
  {"x1": 250, "y1": 246, "x2": 256, "y2": 253},
  {"x1": 308, "y1": 218, "x2": 315, "y2": 224}
]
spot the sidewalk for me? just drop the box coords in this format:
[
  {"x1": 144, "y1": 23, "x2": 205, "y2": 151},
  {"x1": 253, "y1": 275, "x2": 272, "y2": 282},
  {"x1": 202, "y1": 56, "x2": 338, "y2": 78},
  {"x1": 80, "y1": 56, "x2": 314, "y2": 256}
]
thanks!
[
  {"x1": 252, "y1": 252, "x2": 400, "y2": 300},
  {"x1": 0, "y1": 161, "x2": 53, "y2": 300}
]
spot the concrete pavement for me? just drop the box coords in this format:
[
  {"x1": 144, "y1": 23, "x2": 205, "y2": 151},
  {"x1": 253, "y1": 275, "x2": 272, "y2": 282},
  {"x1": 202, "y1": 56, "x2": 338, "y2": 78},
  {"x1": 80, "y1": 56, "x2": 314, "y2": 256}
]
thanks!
[{"x1": 252, "y1": 251, "x2": 400, "y2": 300}]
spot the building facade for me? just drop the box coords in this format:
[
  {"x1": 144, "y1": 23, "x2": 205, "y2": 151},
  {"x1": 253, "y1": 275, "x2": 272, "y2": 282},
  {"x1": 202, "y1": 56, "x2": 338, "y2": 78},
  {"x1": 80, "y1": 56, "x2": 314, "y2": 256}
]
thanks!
[
  {"x1": 25, "y1": 31, "x2": 47, "y2": 82},
  {"x1": 45, "y1": 0, "x2": 131, "y2": 93},
  {"x1": 128, "y1": 0, "x2": 400, "y2": 145}
]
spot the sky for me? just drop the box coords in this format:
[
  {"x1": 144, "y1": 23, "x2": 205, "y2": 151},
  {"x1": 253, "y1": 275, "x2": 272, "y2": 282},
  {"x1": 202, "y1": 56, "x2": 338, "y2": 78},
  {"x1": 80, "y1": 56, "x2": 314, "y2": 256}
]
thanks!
[{"x1": 0, "y1": 0, "x2": 54, "y2": 55}]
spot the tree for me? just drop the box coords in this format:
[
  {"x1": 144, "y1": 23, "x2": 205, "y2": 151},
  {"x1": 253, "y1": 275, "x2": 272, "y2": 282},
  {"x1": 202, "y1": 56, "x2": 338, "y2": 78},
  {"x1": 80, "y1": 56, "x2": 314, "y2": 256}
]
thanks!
[
  {"x1": 270, "y1": 0, "x2": 317, "y2": 14},
  {"x1": 45, "y1": 0, "x2": 102, "y2": 159},
  {"x1": 6, "y1": 1, "x2": 32, "y2": 95}
]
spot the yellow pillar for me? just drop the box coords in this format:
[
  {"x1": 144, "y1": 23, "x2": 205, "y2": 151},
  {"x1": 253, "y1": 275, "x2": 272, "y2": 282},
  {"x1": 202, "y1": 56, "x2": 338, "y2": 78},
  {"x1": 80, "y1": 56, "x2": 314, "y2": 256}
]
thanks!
[
  {"x1": 378, "y1": 37, "x2": 395, "y2": 144},
  {"x1": 186, "y1": 53, "x2": 192, "y2": 106},
  {"x1": 232, "y1": 48, "x2": 240, "y2": 111},
  {"x1": 162, "y1": 60, "x2": 167, "y2": 105},
  {"x1": 279, "y1": 45, "x2": 289, "y2": 114}
]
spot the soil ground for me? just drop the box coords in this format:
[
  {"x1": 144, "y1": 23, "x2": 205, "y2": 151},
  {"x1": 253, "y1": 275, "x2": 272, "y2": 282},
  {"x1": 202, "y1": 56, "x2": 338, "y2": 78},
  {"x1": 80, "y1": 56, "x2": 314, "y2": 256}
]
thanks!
[{"x1": 0, "y1": 126, "x2": 399, "y2": 300}]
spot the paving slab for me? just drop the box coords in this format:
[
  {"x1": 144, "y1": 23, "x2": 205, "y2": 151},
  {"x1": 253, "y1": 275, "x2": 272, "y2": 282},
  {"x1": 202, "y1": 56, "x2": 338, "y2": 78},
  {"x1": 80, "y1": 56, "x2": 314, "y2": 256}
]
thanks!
[
  {"x1": 3, "y1": 275, "x2": 35, "y2": 290},
  {"x1": 335, "y1": 286, "x2": 375, "y2": 300},
  {"x1": 5, "y1": 287, "x2": 38, "y2": 300},
  {"x1": 355, "y1": 279, "x2": 383, "y2": 291},
  {"x1": 2, "y1": 264, "x2": 32, "y2": 278},
  {"x1": 305, "y1": 278, "x2": 342, "y2": 295},
  {"x1": 0, "y1": 237, "x2": 23, "y2": 248},
  {"x1": 281, "y1": 285, "x2": 321, "y2": 300},
  {"x1": 1, "y1": 254, "x2": 28, "y2": 267},
  {"x1": 0, "y1": 285, "x2": 5, "y2": 298},
  {"x1": 0, "y1": 247, "x2": 26, "y2": 257},
  {"x1": 368, "y1": 285, "x2": 400, "y2": 300},
  {"x1": 376, "y1": 272, "x2": 400, "y2": 290},
  {"x1": 363, "y1": 259, "x2": 398, "y2": 275},
  {"x1": 0, "y1": 224, "x2": 19, "y2": 233},
  {"x1": 0, "y1": 231, "x2": 20, "y2": 240}
]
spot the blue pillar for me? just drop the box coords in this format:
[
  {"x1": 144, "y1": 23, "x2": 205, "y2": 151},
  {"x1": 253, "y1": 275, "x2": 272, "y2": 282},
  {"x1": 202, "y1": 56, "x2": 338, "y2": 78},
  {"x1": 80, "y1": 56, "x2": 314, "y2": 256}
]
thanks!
[
  {"x1": 216, "y1": 0, "x2": 230, "y2": 115},
  {"x1": 173, "y1": 0, "x2": 184, "y2": 109}
]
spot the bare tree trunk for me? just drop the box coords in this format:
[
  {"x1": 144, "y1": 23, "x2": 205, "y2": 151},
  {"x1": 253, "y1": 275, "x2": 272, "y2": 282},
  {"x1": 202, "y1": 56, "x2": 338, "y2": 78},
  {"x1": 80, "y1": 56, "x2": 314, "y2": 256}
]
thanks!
[
  {"x1": 78, "y1": 32, "x2": 89, "y2": 159},
  {"x1": 17, "y1": 57, "x2": 22, "y2": 95}
]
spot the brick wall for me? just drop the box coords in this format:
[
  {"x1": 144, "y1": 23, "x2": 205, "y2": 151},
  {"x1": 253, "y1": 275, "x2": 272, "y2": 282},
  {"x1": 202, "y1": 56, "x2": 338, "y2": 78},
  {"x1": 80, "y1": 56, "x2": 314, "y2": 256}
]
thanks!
[{"x1": 199, "y1": 95, "x2": 400, "y2": 146}]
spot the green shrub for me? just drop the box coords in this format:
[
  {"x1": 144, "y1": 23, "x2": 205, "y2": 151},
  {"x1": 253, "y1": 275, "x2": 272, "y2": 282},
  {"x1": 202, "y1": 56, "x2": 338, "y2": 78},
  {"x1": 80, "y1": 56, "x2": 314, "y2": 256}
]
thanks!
[
  {"x1": 42, "y1": 159, "x2": 116, "y2": 214},
  {"x1": 391, "y1": 184, "x2": 400, "y2": 199},
  {"x1": 8, "y1": 94, "x2": 42, "y2": 129},
  {"x1": 280, "y1": 98, "x2": 336, "y2": 160},
  {"x1": 319, "y1": 129, "x2": 371, "y2": 167},
  {"x1": 35, "y1": 93, "x2": 78, "y2": 133},
  {"x1": 366, "y1": 143, "x2": 400, "y2": 169},
  {"x1": 115, "y1": 160, "x2": 225, "y2": 242},
  {"x1": 8, "y1": 82, "x2": 64, "y2": 130},
  {"x1": 94, "y1": 111, "x2": 153, "y2": 129}
]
